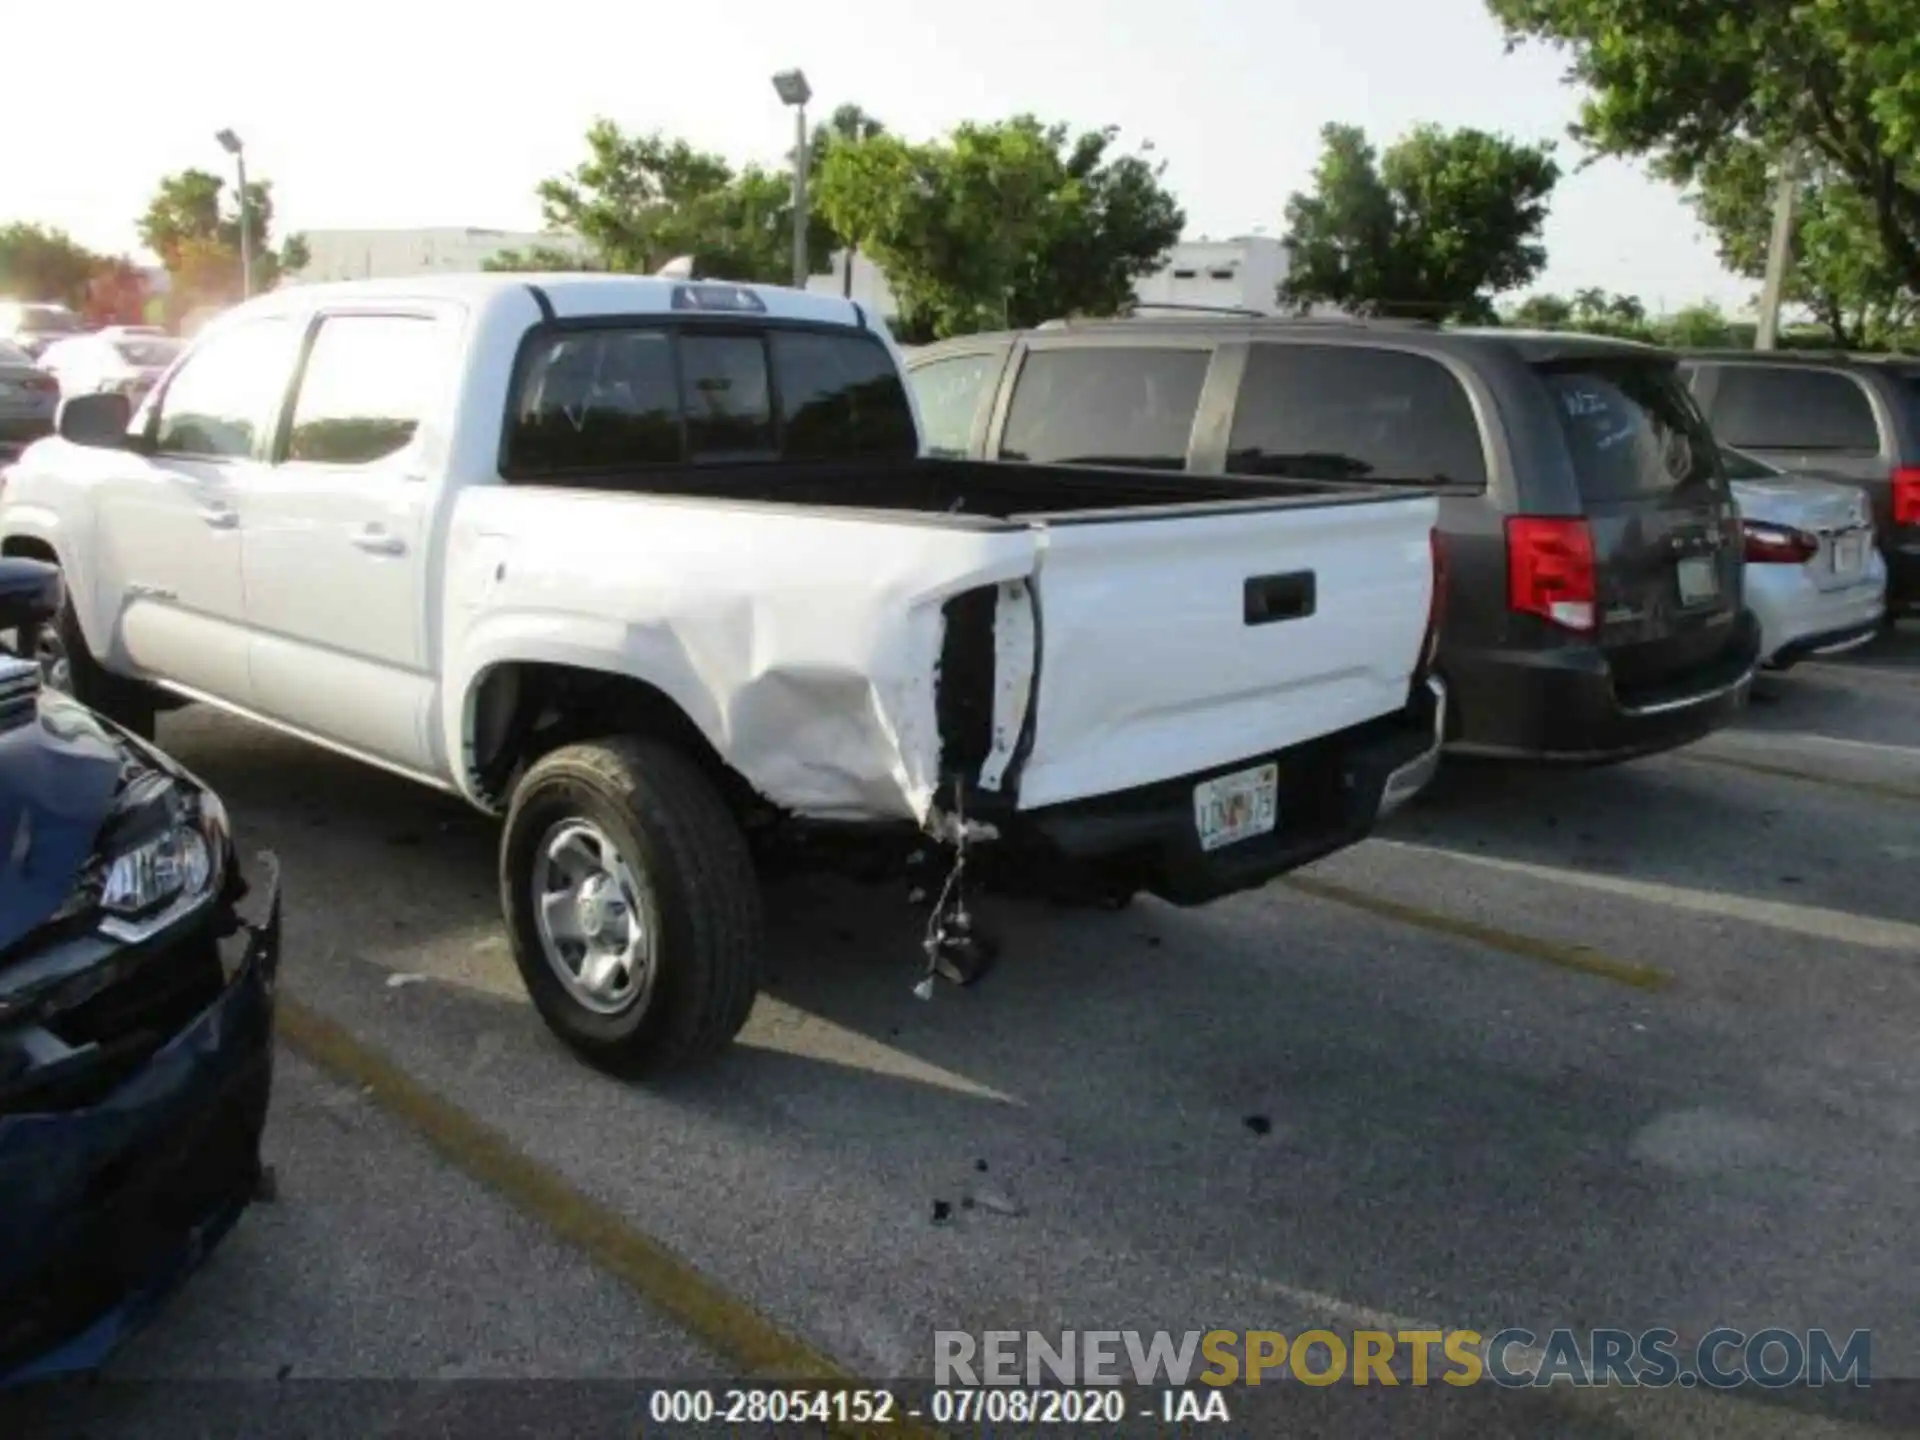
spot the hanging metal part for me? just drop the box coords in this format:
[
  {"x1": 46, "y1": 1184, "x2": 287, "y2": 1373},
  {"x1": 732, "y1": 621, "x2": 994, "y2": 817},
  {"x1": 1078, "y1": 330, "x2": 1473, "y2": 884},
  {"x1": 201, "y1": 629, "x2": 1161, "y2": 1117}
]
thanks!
[{"x1": 911, "y1": 794, "x2": 1000, "y2": 998}]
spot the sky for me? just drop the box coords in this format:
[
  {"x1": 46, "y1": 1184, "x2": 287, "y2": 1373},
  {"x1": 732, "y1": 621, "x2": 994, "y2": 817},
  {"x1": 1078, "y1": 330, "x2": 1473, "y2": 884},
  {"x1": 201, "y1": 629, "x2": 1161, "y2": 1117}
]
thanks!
[{"x1": 1, "y1": 0, "x2": 1751, "y2": 314}]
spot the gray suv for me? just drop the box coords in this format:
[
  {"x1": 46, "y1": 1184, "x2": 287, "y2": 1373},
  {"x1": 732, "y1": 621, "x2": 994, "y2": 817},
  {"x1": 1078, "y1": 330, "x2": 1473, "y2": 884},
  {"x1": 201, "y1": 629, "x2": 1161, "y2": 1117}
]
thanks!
[
  {"x1": 1679, "y1": 351, "x2": 1920, "y2": 617},
  {"x1": 908, "y1": 317, "x2": 1761, "y2": 764}
]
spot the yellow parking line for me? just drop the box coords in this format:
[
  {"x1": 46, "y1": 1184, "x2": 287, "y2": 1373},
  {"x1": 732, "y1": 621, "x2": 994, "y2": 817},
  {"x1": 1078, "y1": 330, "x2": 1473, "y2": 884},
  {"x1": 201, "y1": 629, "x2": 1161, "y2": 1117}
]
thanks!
[
  {"x1": 277, "y1": 996, "x2": 945, "y2": 1440},
  {"x1": 1677, "y1": 751, "x2": 1920, "y2": 805},
  {"x1": 1281, "y1": 875, "x2": 1675, "y2": 992}
]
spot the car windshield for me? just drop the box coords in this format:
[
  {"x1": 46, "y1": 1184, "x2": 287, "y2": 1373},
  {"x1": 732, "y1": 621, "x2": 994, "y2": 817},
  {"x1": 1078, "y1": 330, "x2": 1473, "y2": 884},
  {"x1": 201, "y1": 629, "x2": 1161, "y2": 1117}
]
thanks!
[
  {"x1": 1716, "y1": 443, "x2": 1777, "y2": 480},
  {"x1": 114, "y1": 338, "x2": 183, "y2": 368},
  {"x1": 1536, "y1": 358, "x2": 1723, "y2": 503}
]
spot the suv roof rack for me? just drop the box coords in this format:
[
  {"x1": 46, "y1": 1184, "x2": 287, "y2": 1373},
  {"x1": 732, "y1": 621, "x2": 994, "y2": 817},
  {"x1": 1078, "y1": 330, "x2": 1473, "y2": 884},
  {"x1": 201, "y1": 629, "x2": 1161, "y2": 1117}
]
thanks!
[
  {"x1": 1036, "y1": 309, "x2": 1443, "y2": 332},
  {"x1": 1123, "y1": 301, "x2": 1271, "y2": 319}
]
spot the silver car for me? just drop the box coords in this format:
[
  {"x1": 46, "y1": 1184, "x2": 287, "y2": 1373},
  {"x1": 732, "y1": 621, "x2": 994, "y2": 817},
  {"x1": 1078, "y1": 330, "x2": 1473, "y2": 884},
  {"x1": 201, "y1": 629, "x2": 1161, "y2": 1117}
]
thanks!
[
  {"x1": 0, "y1": 301, "x2": 85, "y2": 360},
  {"x1": 1723, "y1": 444, "x2": 1886, "y2": 668},
  {"x1": 0, "y1": 340, "x2": 58, "y2": 454},
  {"x1": 35, "y1": 332, "x2": 184, "y2": 410}
]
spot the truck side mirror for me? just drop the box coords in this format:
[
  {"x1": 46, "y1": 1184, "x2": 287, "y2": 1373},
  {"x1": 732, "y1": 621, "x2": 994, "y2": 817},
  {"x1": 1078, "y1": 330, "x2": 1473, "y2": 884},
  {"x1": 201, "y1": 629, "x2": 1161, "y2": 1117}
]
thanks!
[{"x1": 56, "y1": 391, "x2": 135, "y2": 449}]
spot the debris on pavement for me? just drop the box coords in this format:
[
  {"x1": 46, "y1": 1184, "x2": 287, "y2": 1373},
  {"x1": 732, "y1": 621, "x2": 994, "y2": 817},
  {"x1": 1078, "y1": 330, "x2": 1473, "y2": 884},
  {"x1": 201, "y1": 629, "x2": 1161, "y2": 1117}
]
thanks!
[{"x1": 972, "y1": 1187, "x2": 1024, "y2": 1218}]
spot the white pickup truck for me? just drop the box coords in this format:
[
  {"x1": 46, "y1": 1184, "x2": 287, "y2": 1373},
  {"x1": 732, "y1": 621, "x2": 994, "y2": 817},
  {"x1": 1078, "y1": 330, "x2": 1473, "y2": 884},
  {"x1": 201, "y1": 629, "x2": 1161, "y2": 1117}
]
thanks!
[{"x1": 1, "y1": 274, "x2": 1444, "y2": 1074}]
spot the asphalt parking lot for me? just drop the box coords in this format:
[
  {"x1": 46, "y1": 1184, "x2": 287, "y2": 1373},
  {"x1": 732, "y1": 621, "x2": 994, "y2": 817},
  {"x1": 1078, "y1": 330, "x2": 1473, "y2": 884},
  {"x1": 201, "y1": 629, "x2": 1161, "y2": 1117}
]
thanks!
[{"x1": 10, "y1": 625, "x2": 1919, "y2": 1438}]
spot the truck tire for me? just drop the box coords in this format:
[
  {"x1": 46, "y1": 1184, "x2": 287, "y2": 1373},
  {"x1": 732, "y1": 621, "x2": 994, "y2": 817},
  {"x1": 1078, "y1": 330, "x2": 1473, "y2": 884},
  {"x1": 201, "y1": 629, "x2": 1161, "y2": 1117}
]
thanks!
[
  {"x1": 40, "y1": 591, "x2": 158, "y2": 740},
  {"x1": 500, "y1": 736, "x2": 764, "y2": 1077}
]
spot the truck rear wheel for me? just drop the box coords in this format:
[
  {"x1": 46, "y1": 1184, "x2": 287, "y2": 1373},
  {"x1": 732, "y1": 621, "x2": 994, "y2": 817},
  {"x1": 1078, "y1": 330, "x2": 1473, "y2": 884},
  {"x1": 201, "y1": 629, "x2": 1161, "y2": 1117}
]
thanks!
[{"x1": 500, "y1": 736, "x2": 764, "y2": 1077}]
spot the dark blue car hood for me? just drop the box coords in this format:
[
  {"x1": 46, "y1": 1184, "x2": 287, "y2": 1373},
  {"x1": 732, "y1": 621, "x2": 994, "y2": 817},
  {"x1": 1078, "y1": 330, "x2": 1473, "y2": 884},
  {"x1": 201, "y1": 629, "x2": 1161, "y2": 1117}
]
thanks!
[{"x1": 0, "y1": 685, "x2": 126, "y2": 957}]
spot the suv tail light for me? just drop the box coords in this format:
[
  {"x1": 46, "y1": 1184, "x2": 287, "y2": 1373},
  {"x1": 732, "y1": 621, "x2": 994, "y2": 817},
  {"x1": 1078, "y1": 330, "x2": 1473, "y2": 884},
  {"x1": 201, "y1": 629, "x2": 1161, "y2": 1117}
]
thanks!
[
  {"x1": 1417, "y1": 528, "x2": 1446, "y2": 678},
  {"x1": 1893, "y1": 466, "x2": 1920, "y2": 527},
  {"x1": 1742, "y1": 520, "x2": 1818, "y2": 564},
  {"x1": 1506, "y1": 516, "x2": 1596, "y2": 632}
]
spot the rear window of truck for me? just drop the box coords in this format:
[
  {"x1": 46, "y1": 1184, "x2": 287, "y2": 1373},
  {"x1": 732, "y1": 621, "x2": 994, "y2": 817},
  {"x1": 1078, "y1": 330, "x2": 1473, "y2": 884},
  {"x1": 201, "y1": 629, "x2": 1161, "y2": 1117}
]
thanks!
[
  {"x1": 1538, "y1": 359, "x2": 1723, "y2": 504},
  {"x1": 503, "y1": 324, "x2": 916, "y2": 476}
]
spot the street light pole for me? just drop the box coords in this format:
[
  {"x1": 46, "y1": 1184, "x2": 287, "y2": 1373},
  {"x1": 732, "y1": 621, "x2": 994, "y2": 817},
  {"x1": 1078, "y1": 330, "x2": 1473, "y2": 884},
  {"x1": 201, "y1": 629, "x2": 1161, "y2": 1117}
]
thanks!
[
  {"x1": 792, "y1": 100, "x2": 809, "y2": 292},
  {"x1": 1755, "y1": 151, "x2": 1798, "y2": 351},
  {"x1": 771, "y1": 69, "x2": 813, "y2": 291},
  {"x1": 215, "y1": 129, "x2": 253, "y2": 299}
]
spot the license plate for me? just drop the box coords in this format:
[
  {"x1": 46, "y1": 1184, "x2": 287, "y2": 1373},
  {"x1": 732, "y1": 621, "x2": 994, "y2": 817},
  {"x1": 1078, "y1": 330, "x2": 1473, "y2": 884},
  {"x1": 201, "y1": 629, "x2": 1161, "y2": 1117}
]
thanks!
[
  {"x1": 1194, "y1": 763, "x2": 1279, "y2": 852},
  {"x1": 1832, "y1": 533, "x2": 1866, "y2": 577},
  {"x1": 1677, "y1": 555, "x2": 1719, "y2": 605}
]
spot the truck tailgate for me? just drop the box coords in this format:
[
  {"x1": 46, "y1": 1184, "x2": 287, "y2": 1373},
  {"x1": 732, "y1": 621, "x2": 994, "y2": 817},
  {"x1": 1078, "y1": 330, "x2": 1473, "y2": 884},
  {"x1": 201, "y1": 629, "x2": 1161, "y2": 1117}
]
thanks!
[{"x1": 1012, "y1": 496, "x2": 1436, "y2": 810}]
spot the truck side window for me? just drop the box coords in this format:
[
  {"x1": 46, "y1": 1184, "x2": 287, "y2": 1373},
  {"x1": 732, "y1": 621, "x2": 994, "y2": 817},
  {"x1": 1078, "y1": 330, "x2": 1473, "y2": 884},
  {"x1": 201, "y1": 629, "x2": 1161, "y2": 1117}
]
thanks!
[
  {"x1": 1227, "y1": 344, "x2": 1489, "y2": 489},
  {"x1": 285, "y1": 314, "x2": 438, "y2": 466},
  {"x1": 680, "y1": 333, "x2": 775, "y2": 459},
  {"x1": 506, "y1": 329, "x2": 684, "y2": 473},
  {"x1": 1700, "y1": 367, "x2": 1880, "y2": 453},
  {"x1": 151, "y1": 318, "x2": 297, "y2": 461},
  {"x1": 998, "y1": 347, "x2": 1208, "y2": 471},
  {"x1": 770, "y1": 330, "x2": 917, "y2": 460},
  {"x1": 908, "y1": 352, "x2": 1001, "y2": 457}
]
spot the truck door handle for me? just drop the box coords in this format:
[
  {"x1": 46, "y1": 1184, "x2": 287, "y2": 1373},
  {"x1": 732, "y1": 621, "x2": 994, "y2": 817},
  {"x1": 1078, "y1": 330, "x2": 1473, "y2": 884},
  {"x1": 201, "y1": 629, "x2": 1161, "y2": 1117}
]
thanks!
[
  {"x1": 1244, "y1": 570, "x2": 1316, "y2": 626},
  {"x1": 351, "y1": 526, "x2": 406, "y2": 556},
  {"x1": 198, "y1": 504, "x2": 238, "y2": 529}
]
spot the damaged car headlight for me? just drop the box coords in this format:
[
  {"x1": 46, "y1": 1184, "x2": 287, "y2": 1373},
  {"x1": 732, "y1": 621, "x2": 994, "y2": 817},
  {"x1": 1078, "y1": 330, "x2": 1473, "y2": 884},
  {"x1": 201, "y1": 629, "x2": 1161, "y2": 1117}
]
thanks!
[{"x1": 93, "y1": 777, "x2": 229, "y2": 944}]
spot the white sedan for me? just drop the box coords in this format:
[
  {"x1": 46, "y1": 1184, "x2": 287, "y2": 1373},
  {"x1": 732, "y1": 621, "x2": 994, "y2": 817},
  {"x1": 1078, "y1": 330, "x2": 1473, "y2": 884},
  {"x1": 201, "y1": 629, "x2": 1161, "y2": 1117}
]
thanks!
[
  {"x1": 1723, "y1": 444, "x2": 1886, "y2": 669},
  {"x1": 35, "y1": 331, "x2": 184, "y2": 410}
]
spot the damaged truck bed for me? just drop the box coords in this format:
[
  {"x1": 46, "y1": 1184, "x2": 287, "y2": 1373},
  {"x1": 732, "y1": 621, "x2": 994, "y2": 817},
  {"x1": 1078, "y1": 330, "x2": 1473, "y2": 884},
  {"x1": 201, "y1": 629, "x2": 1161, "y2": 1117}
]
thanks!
[
  {"x1": 2, "y1": 272, "x2": 1443, "y2": 1073},
  {"x1": 454, "y1": 454, "x2": 1441, "y2": 836}
]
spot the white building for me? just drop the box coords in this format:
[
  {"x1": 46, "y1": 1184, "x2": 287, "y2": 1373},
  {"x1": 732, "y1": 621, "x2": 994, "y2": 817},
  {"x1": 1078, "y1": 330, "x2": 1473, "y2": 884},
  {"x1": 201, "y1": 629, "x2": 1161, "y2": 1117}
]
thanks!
[
  {"x1": 1130, "y1": 235, "x2": 1291, "y2": 316},
  {"x1": 290, "y1": 227, "x2": 591, "y2": 283}
]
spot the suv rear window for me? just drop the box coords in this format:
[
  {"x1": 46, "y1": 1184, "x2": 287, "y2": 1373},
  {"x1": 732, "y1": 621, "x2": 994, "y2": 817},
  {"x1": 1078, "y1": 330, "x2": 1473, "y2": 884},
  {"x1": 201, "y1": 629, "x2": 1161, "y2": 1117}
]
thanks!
[
  {"x1": 1539, "y1": 360, "x2": 1723, "y2": 503},
  {"x1": 504, "y1": 325, "x2": 915, "y2": 476},
  {"x1": 1226, "y1": 344, "x2": 1488, "y2": 488},
  {"x1": 1888, "y1": 366, "x2": 1920, "y2": 436},
  {"x1": 998, "y1": 348, "x2": 1208, "y2": 471},
  {"x1": 1699, "y1": 365, "x2": 1880, "y2": 452}
]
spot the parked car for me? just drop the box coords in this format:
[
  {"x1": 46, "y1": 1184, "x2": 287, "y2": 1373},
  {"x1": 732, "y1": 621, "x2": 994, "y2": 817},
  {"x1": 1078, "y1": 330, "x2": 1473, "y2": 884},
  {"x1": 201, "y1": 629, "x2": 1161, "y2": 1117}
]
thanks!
[
  {"x1": 1719, "y1": 443, "x2": 1885, "y2": 667},
  {"x1": 0, "y1": 341, "x2": 59, "y2": 454},
  {"x1": 1679, "y1": 351, "x2": 1920, "y2": 619},
  {"x1": 0, "y1": 302, "x2": 86, "y2": 361},
  {"x1": 907, "y1": 316, "x2": 1760, "y2": 765},
  {"x1": 36, "y1": 332, "x2": 184, "y2": 409},
  {"x1": 0, "y1": 273, "x2": 1445, "y2": 1075},
  {"x1": 0, "y1": 556, "x2": 280, "y2": 1385}
]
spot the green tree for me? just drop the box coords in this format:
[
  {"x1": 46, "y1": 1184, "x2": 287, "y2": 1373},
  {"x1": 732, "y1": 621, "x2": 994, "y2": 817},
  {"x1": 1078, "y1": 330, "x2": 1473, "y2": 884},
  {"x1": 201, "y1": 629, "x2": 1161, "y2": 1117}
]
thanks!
[
  {"x1": 809, "y1": 104, "x2": 888, "y2": 293},
  {"x1": 482, "y1": 243, "x2": 603, "y2": 273},
  {"x1": 1653, "y1": 302, "x2": 1739, "y2": 349},
  {"x1": 521, "y1": 119, "x2": 833, "y2": 283},
  {"x1": 137, "y1": 168, "x2": 308, "y2": 304},
  {"x1": 1501, "y1": 289, "x2": 1658, "y2": 339},
  {"x1": 0, "y1": 223, "x2": 103, "y2": 307},
  {"x1": 1508, "y1": 292, "x2": 1575, "y2": 327},
  {"x1": 1279, "y1": 123, "x2": 1560, "y2": 322},
  {"x1": 1681, "y1": 140, "x2": 1915, "y2": 348},
  {"x1": 1486, "y1": 0, "x2": 1920, "y2": 294},
  {"x1": 815, "y1": 116, "x2": 1182, "y2": 340}
]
